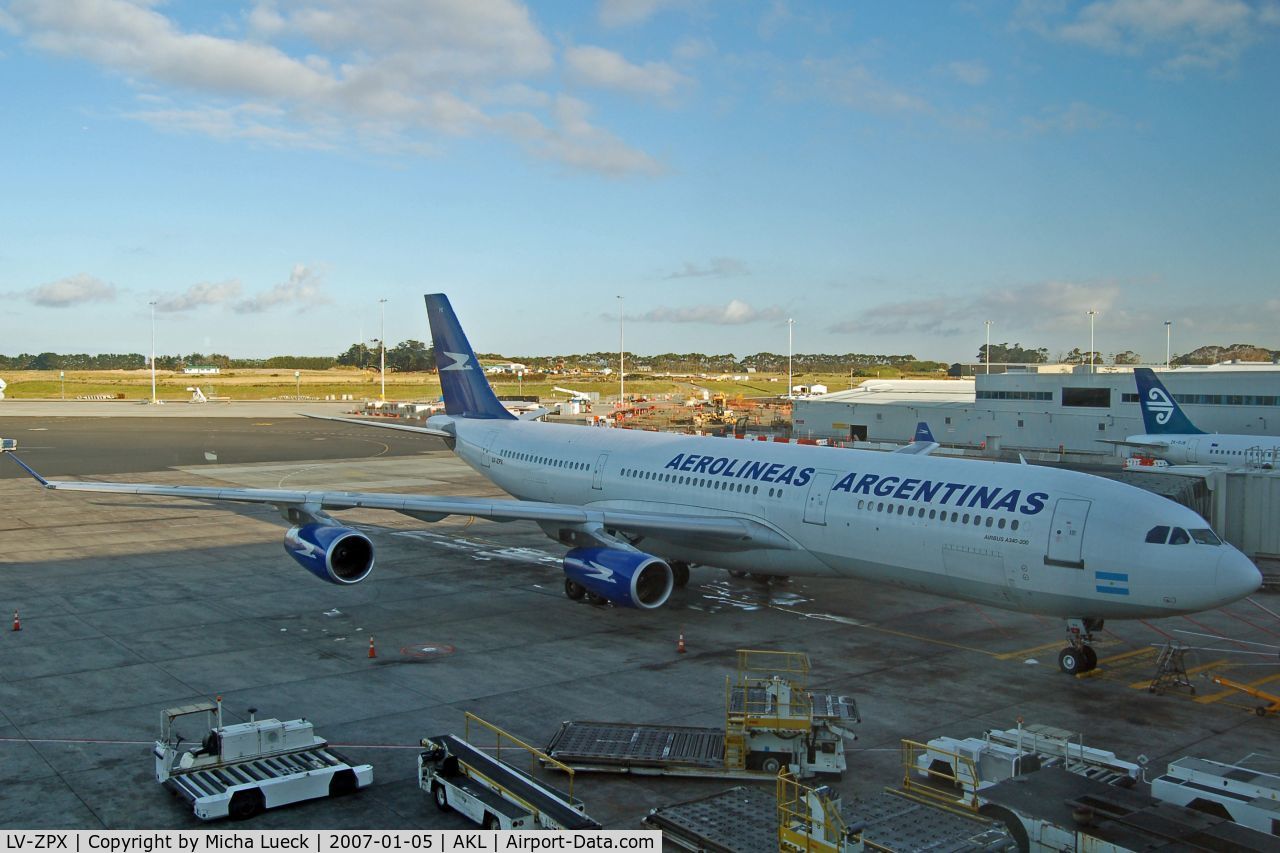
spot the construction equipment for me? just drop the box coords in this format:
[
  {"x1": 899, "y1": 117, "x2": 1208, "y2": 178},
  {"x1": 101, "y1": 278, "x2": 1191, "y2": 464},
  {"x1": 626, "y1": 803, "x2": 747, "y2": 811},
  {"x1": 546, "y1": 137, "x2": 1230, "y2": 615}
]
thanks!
[
  {"x1": 545, "y1": 650, "x2": 858, "y2": 780},
  {"x1": 154, "y1": 698, "x2": 372, "y2": 821},
  {"x1": 1210, "y1": 674, "x2": 1280, "y2": 716},
  {"x1": 693, "y1": 392, "x2": 736, "y2": 428},
  {"x1": 420, "y1": 713, "x2": 600, "y2": 831}
]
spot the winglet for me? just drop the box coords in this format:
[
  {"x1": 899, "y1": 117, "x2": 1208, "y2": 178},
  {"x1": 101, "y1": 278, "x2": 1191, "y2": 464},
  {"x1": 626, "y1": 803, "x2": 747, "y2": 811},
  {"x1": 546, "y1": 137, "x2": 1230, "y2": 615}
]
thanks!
[
  {"x1": 1134, "y1": 368, "x2": 1203, "y2": 435},
  {"x1": 424, "y1": 294, "x2": 516, "y2": 420},
  {"x1": 3, "y1": 452, "x2": 50, "y2": 487}
]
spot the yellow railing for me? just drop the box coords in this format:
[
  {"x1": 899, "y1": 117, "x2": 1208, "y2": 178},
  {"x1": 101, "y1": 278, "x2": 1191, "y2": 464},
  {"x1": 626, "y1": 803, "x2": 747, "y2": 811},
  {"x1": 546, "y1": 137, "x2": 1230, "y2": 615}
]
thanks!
[
  {"x1": 777, "y1": 769, "x2": 854, "y2": 852},
  {"x1": 899, "y1": 738, "x2": 981, "y2": 812},
  {"x1": 463, "y1": 712, "x2": 579, "y2": 803},
  {"x1": 729, "y1": 650, "x2": 815, "y2": 734}
]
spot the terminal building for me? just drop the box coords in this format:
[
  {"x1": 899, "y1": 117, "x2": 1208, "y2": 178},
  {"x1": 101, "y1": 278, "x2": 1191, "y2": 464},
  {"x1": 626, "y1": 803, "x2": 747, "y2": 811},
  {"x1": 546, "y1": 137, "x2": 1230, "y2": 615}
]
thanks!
[{"x1": 793, "y1": 363, "x2": 1280, "y2": 458}]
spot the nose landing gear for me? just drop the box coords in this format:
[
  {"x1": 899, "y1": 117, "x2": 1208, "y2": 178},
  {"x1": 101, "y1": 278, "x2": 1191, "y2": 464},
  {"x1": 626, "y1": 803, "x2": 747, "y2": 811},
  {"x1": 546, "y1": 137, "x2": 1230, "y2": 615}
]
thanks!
[{"x1": 1059, "y1": 618, "x2": 1102, "y2": 675}]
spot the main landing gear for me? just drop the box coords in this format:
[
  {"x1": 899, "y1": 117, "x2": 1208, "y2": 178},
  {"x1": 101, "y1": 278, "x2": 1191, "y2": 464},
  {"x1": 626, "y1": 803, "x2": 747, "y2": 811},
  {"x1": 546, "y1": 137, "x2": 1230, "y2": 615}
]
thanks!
[
  {"x1": 671, "y1": 561, "x2": 690, "y2": 588},
  {"x1": 1058, "y1": 618, "x2": 1102, "y2": 675}
]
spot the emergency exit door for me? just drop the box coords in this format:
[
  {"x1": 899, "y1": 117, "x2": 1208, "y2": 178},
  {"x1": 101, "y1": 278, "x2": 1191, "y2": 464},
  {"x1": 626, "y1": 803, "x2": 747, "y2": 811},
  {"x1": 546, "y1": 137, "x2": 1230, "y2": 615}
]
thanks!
[
  {"x1": 1045, "y1": 498, "x2": 1090, "y2": 569},
  {"x1": 803, "y1": 472, "x2": 836, "y2": 525}
]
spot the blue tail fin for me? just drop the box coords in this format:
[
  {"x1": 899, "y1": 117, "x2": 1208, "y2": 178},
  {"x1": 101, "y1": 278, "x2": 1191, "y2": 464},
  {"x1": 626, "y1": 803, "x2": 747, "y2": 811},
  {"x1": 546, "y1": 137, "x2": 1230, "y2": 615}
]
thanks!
[
  {"x1": 425, "y1": 294, "x2": 515, "y2": 420},
  {"x1": 1134, "y1": 368, "x2": 1202, "y2": 435},
  {"x1": 914, "y1": 422, "x2": 936, "y2": 443}
]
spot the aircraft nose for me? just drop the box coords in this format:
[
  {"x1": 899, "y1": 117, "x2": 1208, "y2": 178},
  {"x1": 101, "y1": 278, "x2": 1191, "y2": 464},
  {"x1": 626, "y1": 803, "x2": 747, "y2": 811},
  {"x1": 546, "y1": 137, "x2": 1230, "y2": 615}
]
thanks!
[{"x1": 1217, "y1": 548, "x2": 1263, "y2": 602}]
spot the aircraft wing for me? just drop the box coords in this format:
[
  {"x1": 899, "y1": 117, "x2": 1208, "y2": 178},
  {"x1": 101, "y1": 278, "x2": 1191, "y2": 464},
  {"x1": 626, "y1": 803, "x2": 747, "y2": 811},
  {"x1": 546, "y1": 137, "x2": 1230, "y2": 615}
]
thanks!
[
  {"x1": 1098, "y1": 438, "x2": 1170, "y2": 450},
  {"x1": 3, "y1": 453, "x2": 794, "y2": 552},
  {"x1": 301, "y1": 413, "x2": 454, "y2": 438}
]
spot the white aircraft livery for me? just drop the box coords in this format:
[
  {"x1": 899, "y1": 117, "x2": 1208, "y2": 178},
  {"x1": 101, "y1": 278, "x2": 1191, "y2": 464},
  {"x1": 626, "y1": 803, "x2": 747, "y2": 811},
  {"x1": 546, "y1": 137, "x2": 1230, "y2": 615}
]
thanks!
[
  {"x1": 1113, "y1": 368, "x2": 1280, "y2": 469},
  {"x1": 2, "y1": 296, "x2": 1263, "y2": 675}
]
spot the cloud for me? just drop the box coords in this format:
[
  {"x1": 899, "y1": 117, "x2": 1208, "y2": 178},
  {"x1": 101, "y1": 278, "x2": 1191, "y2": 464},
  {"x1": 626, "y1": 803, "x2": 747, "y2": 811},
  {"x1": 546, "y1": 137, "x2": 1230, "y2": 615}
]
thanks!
[
  {"x1": 1016, "y1": 0, "x2": 1276, "y2": 75},
  {"x1": 598, "y1": 0, "x2": 696, "y2": 28},
  {"x1": 801, "y1": 58, "x2": 930, "y2": 114},
  {"x1": 25, "y1": 273, "x2": 117, "y2": 307},
  {"x1": 233, "y1": 264, "x2": 328, "y2": 313},
  {"x1": 946, "y1": 59, "x2": 990, "y2": 85},
  {"x1": 1022, "y1": 100, "x2": 1115, "y2": 134},
  {"x1": 664, "y1": 257, "x2": 750, "y2": 279},
  {"x1": 635, "y1": 299, "x2": 784, "y2": 324},
  {"x1": 564, "y1": 45, "x2": 688, "y2": 97},
  {"x1": 154, "y1": 280, "x2": 242, "y2": 312},
  {"x1": 828, "y1": 281, "x2": 1122, "y2": 337},
  {"x1": 7, "y1": 0, "x2": 664, "y2": 176},
  {"x1": 504, "y1": 95, "x2": 665, "y2": 177}
]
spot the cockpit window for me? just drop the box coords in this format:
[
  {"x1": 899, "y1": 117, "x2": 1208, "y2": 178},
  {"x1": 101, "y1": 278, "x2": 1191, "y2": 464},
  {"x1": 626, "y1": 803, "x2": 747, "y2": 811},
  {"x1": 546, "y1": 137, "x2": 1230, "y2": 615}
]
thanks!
[
  {"x1": 1145, "y1": 525, "x2": 1170, "y2": 544},
  {"x1": 1189, "y1": 528, "x2": 1221, "y2": 546},
  {"x1": 1168, "y1": 527, "x2": 1191, "y2": 545}
]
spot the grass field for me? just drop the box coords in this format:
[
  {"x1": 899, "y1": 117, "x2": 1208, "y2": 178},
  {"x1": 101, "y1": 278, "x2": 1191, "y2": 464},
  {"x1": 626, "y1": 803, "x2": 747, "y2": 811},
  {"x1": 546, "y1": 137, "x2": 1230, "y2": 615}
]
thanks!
[{"x1": 0, "y1": 366, "x2": 938, "y2": 403}]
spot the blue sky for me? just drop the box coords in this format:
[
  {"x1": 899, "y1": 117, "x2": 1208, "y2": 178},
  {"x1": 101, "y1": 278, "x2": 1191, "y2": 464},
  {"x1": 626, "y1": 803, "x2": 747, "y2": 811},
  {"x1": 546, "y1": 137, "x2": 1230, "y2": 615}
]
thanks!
[{"x1": 2, "y1": 0, "x2": 1278, "y2": 362}]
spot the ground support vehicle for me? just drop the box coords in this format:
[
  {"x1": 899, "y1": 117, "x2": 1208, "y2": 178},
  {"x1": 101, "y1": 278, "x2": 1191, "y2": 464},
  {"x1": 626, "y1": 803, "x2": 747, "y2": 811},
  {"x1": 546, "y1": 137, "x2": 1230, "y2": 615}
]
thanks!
[
  {"x1": 419, "y1": 713, "x2": 600, "y2": 831},
  {"x1": 154, "y1": 699, "x2": 371, "y2": 821},
  {"x1": 1151, "y1": 755, "x2": 1280, "y2": 836},
  {"x1": 545, "y1": 650, "x2": 858, "y2": 780}
]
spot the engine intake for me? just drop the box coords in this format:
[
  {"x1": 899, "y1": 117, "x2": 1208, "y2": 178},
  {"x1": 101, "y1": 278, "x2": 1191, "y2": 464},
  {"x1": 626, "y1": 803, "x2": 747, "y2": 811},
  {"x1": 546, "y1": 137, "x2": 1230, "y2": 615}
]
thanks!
[
  {"x1": 563, "y1": 547, "x2": 673, "y2": 609},
  {"x1": 284, "y1": 524, "x2": 374, "y2": 585}
]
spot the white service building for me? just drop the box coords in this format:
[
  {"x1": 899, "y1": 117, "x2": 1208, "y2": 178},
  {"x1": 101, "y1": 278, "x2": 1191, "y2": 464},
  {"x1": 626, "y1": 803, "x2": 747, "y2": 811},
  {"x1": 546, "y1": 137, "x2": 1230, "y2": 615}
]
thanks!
[{"x1": 793, "y1": 364, "x2": 1280, "y2": 456}]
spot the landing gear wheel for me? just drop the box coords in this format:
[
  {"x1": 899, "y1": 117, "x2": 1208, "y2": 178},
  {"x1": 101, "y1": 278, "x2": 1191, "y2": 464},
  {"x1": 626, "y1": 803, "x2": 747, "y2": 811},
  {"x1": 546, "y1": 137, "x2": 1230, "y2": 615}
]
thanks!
[
  {"x1": 584, "y1": 591, "x2": 608, "y2": 606},
  {"x1": 1058, "y1": 648, "x2": 1083, "y2": 675},
  {"x1": 1081, "y1": 646, "x2": 1098, "y2": 672},
  {"x1": 432, "y1": 783, "x2": 450, "y2": 812},
  {"x1": 728, "y1": 570, "x2": 748, "y2": 578},
  {"x1": 564, "y1": 579, "x2": 585, "y2": 601},
  {"x1": 672, "y1": 562, "x2": 690, "y2": 588}
]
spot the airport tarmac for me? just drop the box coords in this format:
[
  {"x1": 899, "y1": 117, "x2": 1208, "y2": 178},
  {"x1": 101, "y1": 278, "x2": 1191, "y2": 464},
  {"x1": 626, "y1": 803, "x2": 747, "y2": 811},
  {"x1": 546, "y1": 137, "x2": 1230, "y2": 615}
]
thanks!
[{"x1": 1, "y1": 411, "x2": 1277, "y2": 831}]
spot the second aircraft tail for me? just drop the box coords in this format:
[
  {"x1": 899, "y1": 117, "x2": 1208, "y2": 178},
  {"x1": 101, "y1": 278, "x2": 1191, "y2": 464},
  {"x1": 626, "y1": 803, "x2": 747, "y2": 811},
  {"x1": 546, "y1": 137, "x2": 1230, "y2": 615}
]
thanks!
[{"x1": 1134, "y1": 368, "x2": 1202, "y2": 435}]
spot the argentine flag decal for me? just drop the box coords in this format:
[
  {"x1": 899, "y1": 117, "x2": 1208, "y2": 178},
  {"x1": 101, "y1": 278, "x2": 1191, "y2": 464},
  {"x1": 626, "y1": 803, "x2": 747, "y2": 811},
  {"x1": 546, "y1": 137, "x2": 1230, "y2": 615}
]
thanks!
[{"x1": 1095, "y1": 570, "x2": 1130, "y2": 596}]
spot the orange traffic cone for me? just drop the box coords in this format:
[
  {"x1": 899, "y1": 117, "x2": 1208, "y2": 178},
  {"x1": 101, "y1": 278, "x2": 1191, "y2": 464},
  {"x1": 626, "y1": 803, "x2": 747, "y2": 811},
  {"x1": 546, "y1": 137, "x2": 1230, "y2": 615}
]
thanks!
[
  {"x1": 12, "y1": 610, "x2": 20, "y2": 632},
  {"x1": 368, "y1": 636, "x2": 377, "y2": 659},
  {"x1": 677, "y1": 631, "x2": 686, "y2": 654}
]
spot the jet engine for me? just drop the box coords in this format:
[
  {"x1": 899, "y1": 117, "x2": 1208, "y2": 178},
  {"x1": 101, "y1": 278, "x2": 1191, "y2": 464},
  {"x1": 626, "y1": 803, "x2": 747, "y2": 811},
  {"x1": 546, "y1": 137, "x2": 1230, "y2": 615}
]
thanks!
[
  {"x1": 284, "y1": 523, "x2": 374, "y2": 585},
  {"x1": 562, "y1": 547, "x2": 674, "y2": 609}
]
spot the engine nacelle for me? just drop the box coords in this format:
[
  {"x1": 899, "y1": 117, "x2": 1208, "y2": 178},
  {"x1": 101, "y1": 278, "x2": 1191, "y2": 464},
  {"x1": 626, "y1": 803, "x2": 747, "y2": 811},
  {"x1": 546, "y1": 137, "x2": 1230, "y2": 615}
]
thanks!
[
  {"x1": 563, "y1": 547, "x2": 673, "y2": 609},
  {"x1": 284, "y1": 524, "x2": 374, "y2": 585}
]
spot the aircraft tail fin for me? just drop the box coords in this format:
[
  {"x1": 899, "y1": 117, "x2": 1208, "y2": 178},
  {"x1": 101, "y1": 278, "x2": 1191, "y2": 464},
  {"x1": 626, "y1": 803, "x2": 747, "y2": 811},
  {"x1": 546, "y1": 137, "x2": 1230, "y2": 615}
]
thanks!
[
  {"x1": 1134, "y1": 368, "x2": 1202, "y2": 435},
  {"x1": 425, "y1": 294, "x2": 515, "y2": 420},
  {"x1": 914, "y1": 422, "x2": 936, "y2": 444},
  {"x1": 894, "y1": 421, "x2": 940, "y2": 455}
]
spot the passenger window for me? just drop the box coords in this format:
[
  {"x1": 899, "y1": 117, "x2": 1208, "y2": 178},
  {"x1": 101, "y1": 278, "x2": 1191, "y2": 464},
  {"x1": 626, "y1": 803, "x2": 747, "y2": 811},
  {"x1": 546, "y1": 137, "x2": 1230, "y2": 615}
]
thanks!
[
  {"x1": 1189, "y1": 529, "x2": 1221, "y2": 546},
  {"x1": 1010, "y1": 520, "x2": 1019, "y2": 531},
  {"x1": 1169, "y1": 527, "x2": 1191, "y2": 545},
  {"x1": 1145, "y1": 526, "x2": 1170, "y2": 544}
]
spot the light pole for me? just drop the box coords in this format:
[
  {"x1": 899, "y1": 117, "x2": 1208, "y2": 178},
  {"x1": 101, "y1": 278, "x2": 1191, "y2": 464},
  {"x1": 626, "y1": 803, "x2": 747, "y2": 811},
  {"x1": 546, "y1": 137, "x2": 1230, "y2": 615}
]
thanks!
[
  {"x1": 149, "y1": 300, "x2": 157, "y2": 404},
  {"x1": 849, "y1": 367, "x2": 854, "y2": 390},
  {"x1": 787, "y1": 318, "x2": 794, "y2": 399},
  {"x1": 984, "y1": 320, "x2": 992, "y2": 374},
  {"x1": 60, "y1": 370, "x2": 65, "y2": 401},
  {"x1": 1086, "y1": 310, "x2": 1098, "y2": 373},
  {"x1": 378, "y1": 298, "x2": 387, "y2": 402},
  {"x1": 294, "y1": 370, "x2": 301, "y2": 401},
  {"x1": 617, "y1": 295, "x2": 625, "y2": 405},
  {"x1": 1164, "y1": 320, "x2": 1172, "y2": 369}
]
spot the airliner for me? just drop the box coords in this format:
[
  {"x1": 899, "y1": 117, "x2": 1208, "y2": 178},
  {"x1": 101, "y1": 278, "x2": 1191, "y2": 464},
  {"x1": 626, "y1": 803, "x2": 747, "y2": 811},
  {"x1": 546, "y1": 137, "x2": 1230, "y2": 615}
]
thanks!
[
  {"x1": 1110, "y1": 368, "x2": 1280, "y2": 469},
  {"x1": 2, "y1": 296, "x2": 1262, "y2": 675}
]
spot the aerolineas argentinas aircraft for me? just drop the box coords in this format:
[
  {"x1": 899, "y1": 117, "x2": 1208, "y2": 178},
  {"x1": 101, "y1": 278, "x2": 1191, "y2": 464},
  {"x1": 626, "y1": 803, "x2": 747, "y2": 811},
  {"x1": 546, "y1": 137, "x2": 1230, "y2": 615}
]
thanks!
[{"x1": 3, "y1": 296, "x2": 1263, "y2": 675}]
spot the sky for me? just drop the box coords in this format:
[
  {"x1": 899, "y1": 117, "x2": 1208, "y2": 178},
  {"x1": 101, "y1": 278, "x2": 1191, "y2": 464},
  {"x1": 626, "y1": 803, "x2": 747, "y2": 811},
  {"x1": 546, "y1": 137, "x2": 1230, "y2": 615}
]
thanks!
[{"x1": 1, "y1": 0, "x2": 1278, "y2": 363}]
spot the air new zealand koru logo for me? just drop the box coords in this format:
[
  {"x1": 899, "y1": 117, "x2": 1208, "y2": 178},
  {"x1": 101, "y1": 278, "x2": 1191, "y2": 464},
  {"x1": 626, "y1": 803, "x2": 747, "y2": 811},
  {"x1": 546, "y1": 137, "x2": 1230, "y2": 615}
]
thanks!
[{"x1": 1146, "y1": 388, "x2": 1175, "y2": 425}]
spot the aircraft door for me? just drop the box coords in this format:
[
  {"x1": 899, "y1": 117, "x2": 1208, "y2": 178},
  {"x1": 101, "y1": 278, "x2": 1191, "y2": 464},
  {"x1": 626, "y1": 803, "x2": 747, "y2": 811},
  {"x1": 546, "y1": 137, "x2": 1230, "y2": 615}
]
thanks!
[
  {"x1": 1045, "y1": 498, "x2": 1090, "y2": 569},
  {"x1": 592, "y1": 452, "x2": 609, "y2": 490},
  {"x1": 1185, "y1": 439, "x2": 1199, "y2": 463},
  {"x1": 803, "y1": 472, "x2": 837, "y2": 525},
  {"x1": 479, "y1": 431, "x2": 498, "y2": 469}
]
